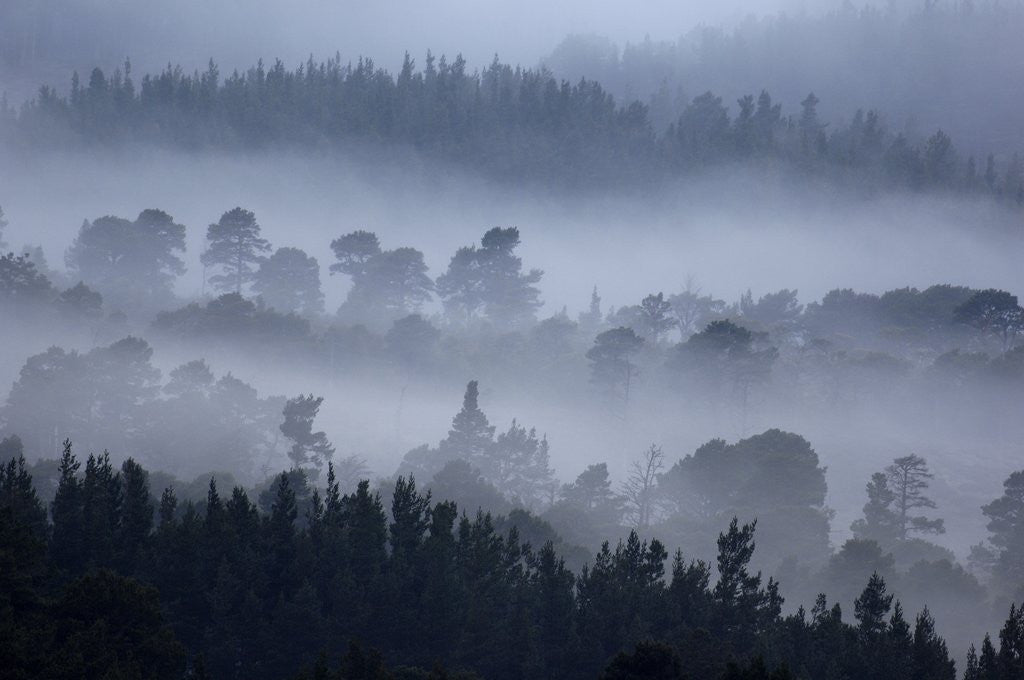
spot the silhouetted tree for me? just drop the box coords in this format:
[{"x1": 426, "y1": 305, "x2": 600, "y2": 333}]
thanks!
[
  {"x1": 253, "y1": 246, "x2": 324, "y2": 316},
  {"x1": 201, "y1": 207, "x2": 270, "y2": 294},
  {"x1": 885, "y1": 455, "x2": 944, "y2": 540},
  {"x1": 280, "y1": 395, "x2": 335, "y2": 470},
  {"x1": 587, "y1": 327, "x2": 644, "y2": 405}
]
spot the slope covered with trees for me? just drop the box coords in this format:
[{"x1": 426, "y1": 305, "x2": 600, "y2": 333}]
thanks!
[
  {"x1": 3, "y1": 440, "x2": 1023, "y2": 680},
  {"x1": 3, "y1": 52, "x2": 1023, "y2": 199}
]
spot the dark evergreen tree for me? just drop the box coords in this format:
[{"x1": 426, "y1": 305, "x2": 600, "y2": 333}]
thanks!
[{"x1": 49, "y1": 440, "x2": 85, "y2": 575}]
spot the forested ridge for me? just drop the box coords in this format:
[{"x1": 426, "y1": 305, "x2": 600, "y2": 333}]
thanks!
[
  {"x1": 2, "y1": 440, "x2": 1024, "y2": 680},
  {"x1": 4, "y1": 206, "x2": 1024, "y2": 675},
  {"x1": 3, "y1": 53, "x2": 1023, "y2": 197},
  {"x1": 5, "y1": 1, "x2": 1024, "y2": 678}
]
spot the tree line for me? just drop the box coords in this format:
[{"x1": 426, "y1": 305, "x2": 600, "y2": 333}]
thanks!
[
  {"x1": 3, "y1": 436, "x2": 1024, "y2": 679},
  {"x1": 3, "y1": 53, "x2": 1023, "y2": 198}
]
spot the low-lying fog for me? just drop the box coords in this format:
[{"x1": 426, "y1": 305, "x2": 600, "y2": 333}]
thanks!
[
  {"x1": 2, "y1": 146, "x2": 1021, "y2": 564},
  {"x1": 3, "y1": 147, "x2": 1021, "y2": 313}
]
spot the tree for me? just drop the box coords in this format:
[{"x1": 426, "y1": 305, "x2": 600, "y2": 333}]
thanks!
[
  {"x1": 911, "y1": 608, "x2": 955, "y2": 680},
  {"x1": 332, "y1": 231, "x2": 433, "y2": 325},
  {"x1": 352, "y1": 246, "x2": 433, "y2": 319},
  {"x1": 56, "y1": 282, "x2": 103, "y2": 318},
  {"x1": 118, "y1": 457, "x2": 153, "y2": 574},
  {"x1": 437, "y1": 227, "x2": 542, "y2": 329},
  {"x1": 546, "y1": 463, "x2": 625, "y2": 546},
  {"x1": 850, "y1": 472, "x2": 901, "y2": 544},
  {"x1": 578, "y1": 286, "x2": 603, "y2": 334},
  {"x1": 437, "y1": 380, "x2": 495, "y2": 468},
  {"x1": 885, "y1": 455, "x2": 944, "y2": 540},
  {"x1": 923, "y1": 130, "x2": 957, "y2": 188},
  {"x1": 637, "y1": 293, "x2": 675, "y2": 342},
  {"x1": 587, "y1": 327, "x2": 644, "y2": 404},
  {"x1": 485, "y1": 420, "x2": 555, "y2": 509},
  {"x1": 622, "y1": 444, "x2": 665, "y2": 530},
  {"x1": 738, "y1": 289, "x2": 802, "y2": 327},
  {"x1": 659, "y1": 430, "x2": 830, "y2": 567},
  {"x1": 385, "y1": 314, "x2": 441, "y2": 371},
  {"x1": 713, "y1": 517, "x2": 780, "y2": 648},
  {"x1": 954, "y1": 289, "x2": 1024, "y2": 351},
  {"x1": 50, "y1": 440, "x2": 85, "y2": 574},
  {"x1": 854, "y1": 572, "x2": 893, "y2": 638},
  {"x1": 164, "y1": 359, "x2": 215, "y2": 397},
  {"x1": 799, "y1": 92, "x2": 824, "y2": 154},
  {"x1": 201, "y1": 207, "x2": 270, "y2": 294},
  {"x1": 979, "y1": 470, "x2": 1024, "y2": 596},
  {"x1": 280, "y1": 395, "x2": 335, "y2": 470},
  {"x1": 65, "y1": 209, "x2": 186, "y2": 310},
  {"x1": 669, "y1": 320, "x2": 777, "y2": 407},
  {"x1": 253, "y1": 247, "x2": 324, "y2": 316},
  {"x1": 669, "y1": 282, "x2": 726, "y2": 338},
  {"x1": 601, "y1": 641, "x2": 685, "y2": 680},
  {"x1": 0, "y1": 252, "x2": 54, "y2": 304},
  {"x1": 329, "y1": 230, "x2": 380, "y2": 278}
]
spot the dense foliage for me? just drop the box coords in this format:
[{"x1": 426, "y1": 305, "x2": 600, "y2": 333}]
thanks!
[
  {"x1": 3, "y1": 441, "x2": 1023, "y2": 680},
  {"x1": 3, "y1": 53, "x2": 1023, "y2": 197}
]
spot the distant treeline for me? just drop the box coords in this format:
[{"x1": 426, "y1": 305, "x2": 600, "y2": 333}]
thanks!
[
  {"x1": 3, "y1": 54, "x2": 1023, "y2": 196},
  {"x1": 3, "y1": 439, "x2": 1024, "y2": 679}
]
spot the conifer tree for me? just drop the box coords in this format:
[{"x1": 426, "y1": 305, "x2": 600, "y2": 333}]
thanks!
[
  {"x1": 50, "y1": 440, "x2": 85, "y2": 574},
  {"x1": 438, "y1": 380, "x2": 495, "y2": 467},
  {"x1": 118, "y1": 457, "x2": 153, "y2": 573},
  {"x1": 280, "y1": 394, "x2": 335, "y2": 470},
  {"x1": 885, "y1": 454, "x2": 944, "y2": 540},
  {"x1": 201, "y1": 207, "x2": 271, "y2": 294},
  {"x1": 851, "y1": 472, "x2": 901, "y2": 544}
]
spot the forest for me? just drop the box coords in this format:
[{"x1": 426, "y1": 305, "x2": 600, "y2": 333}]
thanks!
[
  {"x1": 2, "y1": 203, "x2": 1024, "y2": 677},
  {"x1": 0, "y1": 51, "x2": 1022, "y2": 197},
  {"x1": 2, "y1": 1, "x2": 1024, "y2": 679}
]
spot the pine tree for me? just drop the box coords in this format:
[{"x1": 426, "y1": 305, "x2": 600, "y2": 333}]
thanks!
[
  {"x1": 885, "y1": 455, "x2": 944, "y2": 539},
  {"x1": 438, "y1": 381, "x2": 495, "y2": 467},
  {"x1": 964, "y1": 644, "x2": 980, "y2": 680},
  {"x1": 854, "y1": 572, "x2": 893, "y2": 638},
  {"x1": 981, "y1": 470, "x2": 1024, "y2": 596},
  {"x1": 912, "y1": 607, "x2": 955, "y2": 680},
  {"x1": 201, "y1": 207, "x2": 271, "y2": 294},
  {"x1": 851, "y1": 472, "x2": 901, "y2": 544},
  {"x1": 280, "y1": 394, "x2": 335, "y2": 470},
  {"x1": 978, "y1": 634, "x2": 998, "y2": 680},
  {"x1": 118, "y1": 457, "x2": 153, "y2": 574},
  {"x1": 50, "y1": 440, "x2": 85, "y2": 575},
  {"x1": 253, "y1": 247, "x2": 324, "y2": 316},
  {"x1": 0, "y1": 439, "x2": 48, "y2": 542},
  {"x1": 586, "y1": 327, "x2": 644, "y2": 405},
  {"x1": 82, "y1": 450, "x2": 122, "y2": 568}
]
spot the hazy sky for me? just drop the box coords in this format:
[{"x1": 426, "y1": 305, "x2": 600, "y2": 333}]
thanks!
[{"x1": 1, "y1": 0, "x2": 849, "y2": 99}]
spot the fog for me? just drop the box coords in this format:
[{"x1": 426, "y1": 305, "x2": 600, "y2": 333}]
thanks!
[
  {"x1": 2, "y1": 2, "x2": 1023, "y2": 677},
  {"x1": 2, "y1": 147, "x2": 1021, "y2": 314},
  {"x1": 2, "y1": 146, "x2": 1021, "y2": 553},
  {"x1": 1, "y1": 0, "x2": 844, "y2": 96}
]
